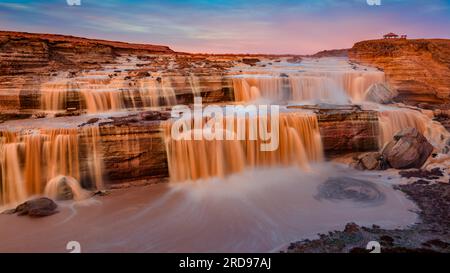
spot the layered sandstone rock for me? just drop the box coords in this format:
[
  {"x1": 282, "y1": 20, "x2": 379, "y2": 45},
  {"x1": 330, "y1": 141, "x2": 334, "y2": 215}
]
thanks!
[
  {"x1": 349, "y1": 39, "x2": 450, "y2": 106},
  {"x1": 0, "y1": 31, "x2": 173, "y2": 75},
  {"x1": 0, "y1": 31, "x2": 241, "y2": 113},
  {"x1": 316, "y1": 107, "x2": 380, "y2": 154}
]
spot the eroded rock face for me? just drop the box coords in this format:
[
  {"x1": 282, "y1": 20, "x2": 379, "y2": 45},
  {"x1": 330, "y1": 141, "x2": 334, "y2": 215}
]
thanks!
[
  {"x1": 349, "y1": 39, "x2": 450, "y2": 106},
  {"x1": 316, "y1": 108, "x2": 379, "y2": 154},
  {"x1": 382, "y1": 128, "x2": 433, "y2": 169},
  {"x1": 78, "y1": 113, "x2": 170, "y2": 184}
]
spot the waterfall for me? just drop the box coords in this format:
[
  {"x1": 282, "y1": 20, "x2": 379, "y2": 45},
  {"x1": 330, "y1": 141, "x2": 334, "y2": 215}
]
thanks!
[
  {"x1": 40, "y1": 73, "x2": 178, "y2": 113},
  {"x1": 82, "y1": 126, "x2": 104, "y2": 190},
  {"x1": 189, "y1": 73, "x2": 202, "y2": 97},
  {"x1": 81, "y1": 89, "x2": 125, "y2": 113},
  {"x1": 163, "y1": 112, "x2": 323, "y2": 182},
  {"x1": 44, "y1": 175, "x2": 88, "y2": 201},
  {"x1": 0, "y1": 127, "x2": 104, "y2": 205},
  {"x1": 232, "y1": 71, "x2": 384, "y2": 104},
  {"x1": 137, "y1": 77, "x2": 177, "y2": 108},
  {"x1": 378, "y1": 108, "x2": 450, "y2": 148},
  {"x1": 232, "y1": 77, "x2": 286, "y2": 102},
  {"x1": 0, "y1": 142, "x2": 26, "y2": 204}
]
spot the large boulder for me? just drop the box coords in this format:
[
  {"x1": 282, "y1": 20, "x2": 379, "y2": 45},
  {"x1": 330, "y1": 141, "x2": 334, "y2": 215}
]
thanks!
[
  {"x1": 382, "y1": 128, "x2": 433, "y2": 169},
  {"x1": 5, "y1": 197, "x2": 58, "y2": 217},
  {"x1": 364, "y1": 83, "x2": 398, "y2": 104}
]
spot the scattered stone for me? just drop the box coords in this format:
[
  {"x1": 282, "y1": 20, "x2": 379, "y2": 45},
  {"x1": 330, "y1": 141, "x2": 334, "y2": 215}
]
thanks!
[
  {"x1": 382, "y1": 128, "x2": 433, "y2": 169},
  {"x1": 140, "y1": 111, "x2": 170, "y2": 121},
  {"x1": 87, "y1": 117, "x2": 100, "y2": 124},
  {"x1": 286, "y1": 56, "x2": 302, "y2": 63},
  {"x1": 399, "y1": 167, "x2": 443, "y2": 179},
  {"x1": 33, "y1": 112, "x2": 47, "y2": 119},
  {"x1": 344, "y1": 223, "x2": 360, "y2": 234},
  {"x1": 79, "y1": 117, "x2": 101, "y2": 127},
  {"x1": 422, "y1": 239, "x2": 450, "y2": 249},
  {"x1": 55, "y1": 111, "x2": 81, "y2": 117},
  {"x1": 93, "y1": 190, "x2": 110, "y2": 196},
  {"x1": 355, "y1": 152, "x2": 389, "y2": 170},
  {"x1": 241, "y1": 58, "x2": 260, "y2": 66},
  {"x1": 380, "y1": 235, "x2": 394, "y2": 246}
]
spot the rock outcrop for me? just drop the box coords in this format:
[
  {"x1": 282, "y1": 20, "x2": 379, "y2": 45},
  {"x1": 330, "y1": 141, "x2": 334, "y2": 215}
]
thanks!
[
  {"x1": 349, "y1": 39, "x2": 450, "y2": 106},
  {"x1": 311, "y1": 48, "x2": 349, "y2": 58},
  {"x1": 382, "y1": 128, "x2": 434, "y2": 169},
  {"x1": 315, "y1": 107, "x2": 380, "y2": 154},
  {"x1": 354, "y1": 152, "x2": 388, "y2": 170},
  {"x1": 4, "y1": 197, "x2": 58, "y2": 217},
  {"x1": 0, "y1": 31, "x2": 173, "y2": 75},
  {"x1": 364, "y1": 83, "x2": 398, "y2": 104}
]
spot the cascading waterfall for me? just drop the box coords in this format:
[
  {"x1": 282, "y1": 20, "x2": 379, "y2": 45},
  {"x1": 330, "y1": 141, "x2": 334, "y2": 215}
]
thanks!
[
  {"x1": 290, "y1": 76, "x2": 348, "y2": 104},
  {"x1": 44, "y1": 175, "x2": 89, "y2": 201},
  {"x1": 136, "y1": 77, "x2": 177, "y2": 108},
  {"x1": 378, "y1": 108, "x2": 450, "y2": 148},
  {"x1": 0, "y1": 127, "x2": 104, "y2": 205},
  {"x1": 41, "y1": 74, "x2": 178, "y2": 113},
  {"x1": 163, "y1": 112, "x2": 323, "y2": 182},
  {"x1": 81, "y1": 126, "x2": 104, "y2": 190},
  {"x1": 232, "y1": 71, "x2": 384, "y2": 104},
  {"x1": 232, "y1": 77, "x2": 286, "y2": 102},
  {"x1": 189, "y1": 73, "x2": 202, "y2": 97}
]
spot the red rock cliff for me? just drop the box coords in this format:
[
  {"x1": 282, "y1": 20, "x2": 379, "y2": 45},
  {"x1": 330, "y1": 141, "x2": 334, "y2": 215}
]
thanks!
[
  {"x1": 349, "y1": 39, "x2": 450, "y2": 106},
  {"x1": 0, "y1": 31, "x2": 174, "y2": 75}
]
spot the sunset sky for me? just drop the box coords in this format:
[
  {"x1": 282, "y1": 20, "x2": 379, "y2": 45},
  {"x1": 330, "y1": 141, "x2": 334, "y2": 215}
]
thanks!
[{"x1": 0, "y1": 0, "x2": 449, "y2": 54}]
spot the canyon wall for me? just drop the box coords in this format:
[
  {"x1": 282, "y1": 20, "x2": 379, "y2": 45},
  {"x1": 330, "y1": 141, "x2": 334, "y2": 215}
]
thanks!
[
  {"x1": 0, "y1": 31, "x2": 173, "y2": 75},
  {"x1": 349, "y1": 39, "x2": 450, "y2": 106}
]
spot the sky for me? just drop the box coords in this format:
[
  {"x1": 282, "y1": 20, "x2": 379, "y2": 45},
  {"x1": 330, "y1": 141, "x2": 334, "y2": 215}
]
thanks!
[{"x1": 0, "y1": 0, "x2": 449, "y2": 54}]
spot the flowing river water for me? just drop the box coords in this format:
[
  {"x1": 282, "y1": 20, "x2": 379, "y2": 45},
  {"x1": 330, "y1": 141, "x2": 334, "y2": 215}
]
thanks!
[{"x1": 1, "y1": 56, "x2": 446, "y2": 252}]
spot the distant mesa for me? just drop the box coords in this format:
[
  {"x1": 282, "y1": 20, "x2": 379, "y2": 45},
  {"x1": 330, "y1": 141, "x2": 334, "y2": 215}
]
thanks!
[{"x1": 311, "y1": 48, "x2": 349, "y2": 58}]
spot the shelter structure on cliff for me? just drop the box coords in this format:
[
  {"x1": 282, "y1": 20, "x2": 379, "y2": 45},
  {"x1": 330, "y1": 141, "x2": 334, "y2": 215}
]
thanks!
[{"x1": 383, "y1": 32, "x2": 399, "y2": 39}]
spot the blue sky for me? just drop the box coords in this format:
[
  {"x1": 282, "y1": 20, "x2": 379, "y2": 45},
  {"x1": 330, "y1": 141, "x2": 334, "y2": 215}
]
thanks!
[{"x1": 0, "y1": 0, "x2": 449, "y2": 54}]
